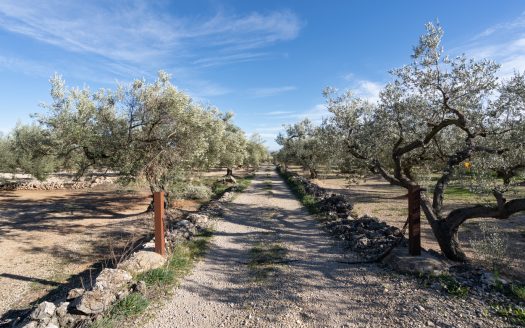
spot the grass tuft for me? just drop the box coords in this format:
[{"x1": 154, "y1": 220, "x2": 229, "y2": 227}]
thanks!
[
  {"x1": 438, "y1": 274, "x2": 470, "y2": 298},
  {"x1": 110, "y1": 293, "x2": 149, "y2": 317},
  {"x1": 492, "y1": 304, "x2": 525, "y2": 326},
  {"x1": 248, "y1": 243, "x2": 287, "y2": 282},
  {"x1": 90, "y1": 232, "x2": 212, "y2": 328}
]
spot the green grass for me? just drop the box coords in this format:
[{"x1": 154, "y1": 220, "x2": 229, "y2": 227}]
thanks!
[
  {"x1": 437, "y1": 274, "x2": 470, "y2": 298},
  {"x1": 261, "y1": 180, "x2": 272, "y2": 190},
  {"x1": 276, "y1": 168, "x2": 319, "y2": 214},
  {"x1": 511, "y1": 284, "x2": 525, "y2": 302},
  {"x1": 111, "y1": 293, "x2": 149, "y2": 317},
  {"x1": 89, "y1": 230, "x2": 212, "y2": 328},
  {"x1": 209, "y1": 175, "x2": 254, "y2": 197},
  {"x1": 492, "y1": 304, "x2": 525, "y2": 326},
  {"x1": 89, "y1": 293, "x2": 149, "y2": 328},
  {"x1": 248, "y1": 243, "x2": 287, "y2": 281},
  {"x1": 444, "y1": 186, "x2": 475, "y2": 197}
]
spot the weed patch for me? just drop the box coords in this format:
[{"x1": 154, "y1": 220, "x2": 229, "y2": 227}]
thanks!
[
  {"x1": 277, "y1": 169, "x2": 319, "y2": 214},
  {"x1": 492, "y1": 304, "x2": 525, "y2": 326},
  {"x1": 248, "y1": 243, "x2": 287, "y2": 281},
  {"x1": 438, "y1": 274, "x2": 469, "y2": 298},
  {"x1": 90, "y1": 232, "x2": 211, "y2": 327}
]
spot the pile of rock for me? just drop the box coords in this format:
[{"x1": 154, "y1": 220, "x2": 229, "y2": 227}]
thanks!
[
  {"x1": 0, "y1": 176, "x2": 116, "y2": 191},
  {"x1": 278, "y1": 168, "x2": 405, "y2": 260},
  {"x1": 324, "y1": 215, "x2": 405, "y2": 260},
  {"x1": 17, "y1": 268, "x2": 137, "y2": 328},
  {"x1": 288, "y1": 175, "x2": 325, "y2": 198},
  {"x1": 317, "y1": 194, "x2": 355, "y2": 219},
  {"x1": 165, "y1": 213, "x2": 210, "y2": 244},
  {"x1": 14, "y1": 211, "x2": 217, "y2": 328}
]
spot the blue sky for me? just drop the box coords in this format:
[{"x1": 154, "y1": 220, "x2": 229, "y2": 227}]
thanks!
[{"x1": 1, "y1": 1, "x2": 525, "y2": 150}]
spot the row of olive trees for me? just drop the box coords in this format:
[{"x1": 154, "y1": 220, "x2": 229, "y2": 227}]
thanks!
[
  {"x1": 0, "y1": 71, "x2": 269, "y2": 195},
  {"x1": 276, "y1": 23, "x2": 525, "y2": 261},
  {"x1": 275, "y1": 119, "x2": 343, "y2": 178}
]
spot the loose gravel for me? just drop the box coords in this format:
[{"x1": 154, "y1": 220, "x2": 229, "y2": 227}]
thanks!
[{"x1": 142, "y1": 166, "x2": 508, "y2": 328}]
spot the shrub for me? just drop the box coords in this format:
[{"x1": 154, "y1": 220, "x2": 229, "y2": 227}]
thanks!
[
  {"x1": 183, "y1": 185, "x2": 212, "y2": 200},
  {"x1": 469, "y1": 222, "x2": 511, "y2": 272}
]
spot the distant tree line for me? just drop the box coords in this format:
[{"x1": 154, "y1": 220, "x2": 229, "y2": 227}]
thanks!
[{"x1": 0, "y1": 71, "x2": 269, "y2": 194}]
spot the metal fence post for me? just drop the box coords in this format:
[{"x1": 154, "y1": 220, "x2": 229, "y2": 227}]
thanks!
[
  {"x1": 153, "y1": 191, "x2": 166, "y2": 256},
  {"x1": 408, "y1": 186, "x2": 421, "y2": 256}
]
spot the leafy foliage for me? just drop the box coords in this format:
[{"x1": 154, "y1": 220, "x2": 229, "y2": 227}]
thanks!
[
  {"x1": 275, "y1": 22, "x2": 525, "y2": 261},
  {"x1": 3, "y1": 71, "x2": 255, "y2": 194}
]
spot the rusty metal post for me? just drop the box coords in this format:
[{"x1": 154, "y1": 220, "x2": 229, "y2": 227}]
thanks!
[
  {"x1": 153, "y1": 192, "x2": 166, "y2": 256},
  {"x1": 408, "y1": 186, "x2": 421, "y2": 256}
]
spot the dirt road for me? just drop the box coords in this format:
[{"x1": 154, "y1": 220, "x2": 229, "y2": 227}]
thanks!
[{"x1": 143, "y1": 167, "x2": 503, "y2": 327}]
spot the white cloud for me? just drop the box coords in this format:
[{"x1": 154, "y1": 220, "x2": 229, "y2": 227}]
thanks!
[
  {"x1": 250, "y1": 86, "x2": 297, "y2": 97},
  {"x1": 0, "y1": 55, "x2": 51, "y2": 77},
  {"x1": 181, "y1": 79, "x2": 232, "y2": 99},
  {"x1": 0, "y1": 2, "x2": 302, "y2": 67},
  {"x1": 343, "y1": 74, "x2": 383, "y2": 102},
  {"x1": 264, "y1": 111, "x2": 295, "y2": 116},
  {"x1": 353, "y1": 80, "x2": 382, "y2": 102},
  {"x1": 456, "y1": 12, "x2": 525, "y2": 79},
  {"x1": 473, "y1": 12, "x2": 525, "y2": 39}
]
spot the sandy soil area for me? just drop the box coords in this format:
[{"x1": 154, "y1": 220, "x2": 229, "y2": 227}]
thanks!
[{"x1": 0, "y1": 185, "x2": 152, "y2": 318}]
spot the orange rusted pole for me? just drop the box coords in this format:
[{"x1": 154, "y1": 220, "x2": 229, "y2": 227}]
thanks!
[{"x1": 154, "y1": 192, "x2": 166, "y2": 256}]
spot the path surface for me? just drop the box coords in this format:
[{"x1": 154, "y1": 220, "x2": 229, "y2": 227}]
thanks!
[{"x1": 144, "y1": 166, "x2": 503, "y2": 328}]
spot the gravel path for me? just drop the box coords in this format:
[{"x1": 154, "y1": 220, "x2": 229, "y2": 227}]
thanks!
[{"x1": 144, "y1": 166, "x2": 506, "y2": 328}]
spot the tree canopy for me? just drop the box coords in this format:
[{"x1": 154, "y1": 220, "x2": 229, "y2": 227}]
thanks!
[
  {"x1": 275, "y1": 22, "x2": 525, "y2": 261},
  {"x1": 1, "y1": 71, "x2": 268, "y2": 193}
]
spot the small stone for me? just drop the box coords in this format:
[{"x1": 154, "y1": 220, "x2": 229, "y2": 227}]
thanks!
[
  {"x1": 427, "y1": 320, "x2": 435, "y2": 326},
  {"x1": 55, "y1": 302, "x2": 69, "y2": 318},
  {"x1": 94, "y1": 268, "x2": 133, "y2": 292},
  {"x1": 134, "y1": 280, "x2": 147, "y2": 294},
  {"x1": 75, "y1": 289, "x2": 116, "y2": 314},
  {"x1": 67, "y1": 288, "x2": 85, "y2": 300},
  {"x1": 30, "y1": 301, "x2": 56, "y2": 321},
  {"x1": 118, "y1": 251, "x2": 166, "y2": 275},
  {"x1": 19, "y1": 321, "x2": 38, "y2": 328}
]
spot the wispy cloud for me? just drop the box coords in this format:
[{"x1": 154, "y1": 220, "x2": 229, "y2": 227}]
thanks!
[
  {"x1": 0, "y1": 55, "x2": 51, "y2": 77},
  {"x1": 250, "y1": 86, "x2": 297, "y2": 97},
  {"x1": 344, "y1": 74, "x2": 383, "y2": 102},
  {"x1": 473, "y1": 12, "x2": 525, "y2": 39},
  {"x1": 264, "y1": 111, "x2": 295, "y2": 116},
  {"x1": 0, "y1": 2, "x2": 302, "y2": 67},
  {"x1": 263, "y1": 104, "x2": 328, "y2": 122},
  {"x1": 456, "y1": 11, "x2": 525, "y2": 79}
]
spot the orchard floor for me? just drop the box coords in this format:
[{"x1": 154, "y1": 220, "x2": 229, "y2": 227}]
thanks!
[
  {"x1": 312, "y1": 174, "x2": 525, "y2": 281},
  {"x1": 138, "y1": 166, "x2": 507, "y2": 327},
  {"x1": 0, "y1": 184, "x2": 153, "y2": 320}
]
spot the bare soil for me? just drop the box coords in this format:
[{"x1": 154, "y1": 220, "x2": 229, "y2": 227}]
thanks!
[
  {"x1": 311, "y1": 174, "x2": 525, "y2": 280},
  {"x1": 0, "y1": 184, "x2": 152, "y2": 318}
]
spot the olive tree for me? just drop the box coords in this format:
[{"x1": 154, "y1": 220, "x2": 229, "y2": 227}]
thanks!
[
  {"x1": 32, "y1": 71, "x2": 237, "y2": 196},
  {"x1": 245, "y1": 133, "x2": 269, "y2": 169},
  {"x1": 218, "y1": 113, "x2": 247, "y2": 176},
  {"x1": 2, "y1": 125, "x2": 58, "y2": 180},
  {"x1": 276, "y1": 119, "x2": 338, "y2": 178},
  {"x1": 326, "y1": 23, "x2": 525, "y2": 261}
]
